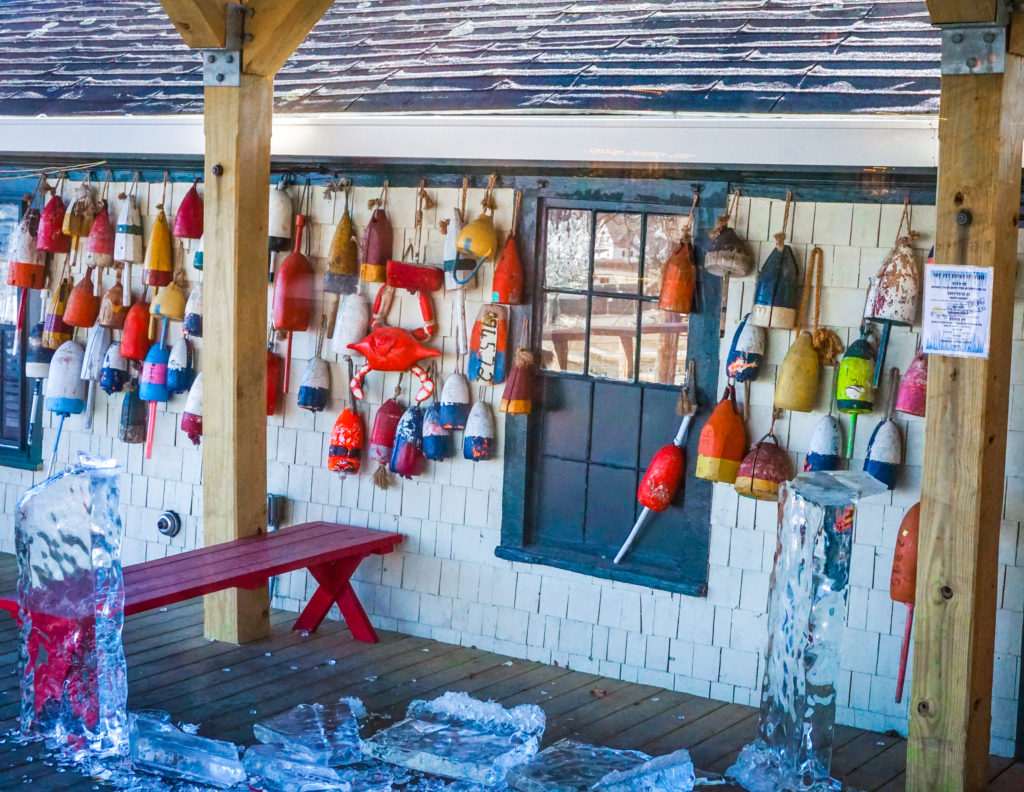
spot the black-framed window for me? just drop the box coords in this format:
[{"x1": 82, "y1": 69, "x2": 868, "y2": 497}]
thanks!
[
  {"x1": 0, "y1": 200, "x2": 42, "y2": 471},
  {"x1": 497, "y1": 193, "x2": 722, "y2": 596}
]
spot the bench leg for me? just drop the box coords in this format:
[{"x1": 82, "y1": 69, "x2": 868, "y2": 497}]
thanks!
[{"x1": 293, "y1": 556, "x2": 379, "y2": 642}]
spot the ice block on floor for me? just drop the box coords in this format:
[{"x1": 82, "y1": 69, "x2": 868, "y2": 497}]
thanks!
[
  {"x1": 591, "y1": 749, "x2": 695, "y2": 792},
  {"x1": 243, "y1": 744, "x2": 349, "y2": 791},
  {"x1": 360, "y1": 691, "x2": 544, "y2": 785},
  {"x1": 254, "y1": 697, "x2": 366, "y2": 766},
  {"x1": 129, "y1": 712, "x2": 246, "y2": 789},
  {"x1": 505, "y1": 739, "x2": 649, "y2": 792}
]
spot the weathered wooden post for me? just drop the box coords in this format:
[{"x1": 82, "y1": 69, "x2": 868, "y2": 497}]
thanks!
[{"x1": 160, "y1": 0, "x2": 332, "y2": 643}]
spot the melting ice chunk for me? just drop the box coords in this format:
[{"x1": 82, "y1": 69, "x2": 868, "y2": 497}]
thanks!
[
  {"x1": 361, "y1": 692, "x2": 544, "y2": 785},
  {"x1": 129, "y1": 713, "x2": 245, "y2": 788},
  {"x1": 506, "y1": 739, "x2": 649, "y2": 792},
  {"x1": 591, "y1": 749, "x2": 696, "y2": 792},
  {"x1": 243, "y1": 744, "x2": 349, "y2": 791},
  {"x1": 254, "y1": 698, "x2": 366, "y2": 766}
]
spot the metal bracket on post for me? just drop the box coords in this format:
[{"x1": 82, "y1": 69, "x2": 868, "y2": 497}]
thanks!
[
  {"x1": 939, "y1": 0, "x2": 1015, "y2": 74},
  {"x1": 201, "y1": 3, "x2": 246, "y2": 86}
]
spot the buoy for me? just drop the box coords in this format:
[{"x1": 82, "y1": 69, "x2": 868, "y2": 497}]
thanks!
[
  {"x1": 864, "y1": 369, "x2": 902, "y2": 490},
  {"x1": 500, "y1": 349, "x2": 535, "y2": 415},
  {"x1": 167, "y1": 336, "x2": 195, "y2": 394},
  {"x1": 297, "y1": 358, "x2": 330, "y2": 412},
  {"x1": 268, "y1": 180, "x2": 293, "y2": 253},
  {"x1": 362, "y1": 207, "x2": 392, "y2": 283},
  {"x1": 444, "y1": 205, "x2": 473, "y2": 290},
  {"x1": 391, "y1": 404, "x2": 424, "y2": 479},
  {"x1": 890, "y1": 502, "x2": 920, "y2": 703},
  {"x1": 735, "y1": 430, "x2": 792, "y2": 501},
  {"x1": 121, "y1": 299, "x2": 153, "y2": 361},
  {"x1": 37, "y1": 188, "x2": 69, "y2": 254},
  {"x1": 468, "y1": 304, "x2": 508, "y2": 385},
  {"x1": 173, "y1": 180, "x2": 203, "y2": 240},
  {"x1": 119, "y1": 382, "x2": 147, "y2": 445},
  {"x1": 25, "y1": 322, "x2": 52, "y2": 440},
  {"x1": 751, "y1": 244, "x2": 799, "y2": 329},
  {"x1": 440, "y1": 372, "x2": 471, "y2": 429},
  {"x1": 267, "y1": 342, "x2": 283, "y2": 417},
  {"x1": 151, "y1": 278, "x2": 186, "y2": 325},
  {"x1": 695, "y1": 384, "x2": 746, "y2": 484},
  {"x1": 325, "y1": 191, "x2": 359, "y2": 297},
  {"x1": 704, "y1": 192, "x2": 753, "y2": 278},
  {"x1": 457, "y1": 211, "x2": 497, "y2": 265},
  {"x1": 463, "y1": 400, "x2": 496, "y2": 461},
  {"x1": 80, "y1": 326, "x2": 111, "y2": 430},
  {"x1": 140, "y1": 324, "x2": 171, "y2": 459},
  {"x1": 658, "y1": 239, "x2": 697, "y2": 315},
  {"x1": 114, "y1": 190, "x2": 143, "y2": 264},
  {"x1": 63, "y1": 266, "x2": 101, "y2": 328},
  {"x1": 100, "y1": 341, "x2": 127, "y2": 394},
  {"x1": 183, "y1": 280, "x2": 202, "y2": 337},
  {"x1": 774, "y1": 331, "x2": 819, "y2": 413},
  {"x1": 331, "y1": 293, "x2": 370, "y2": 357},
  {"x1": 142, "y1": 205, "x2": 172, "y2": 288},
  {"x1": 6, "y1": 204, "x2": 42, "y2": 344},
  {"x1": 421, "y1": 402, "x2": 451, "y2": 461},
  {"x1": 370, "y1": 397, "x2": 404, "y2": 488},
  {"x1": 491, "y1": 191, "x2": 523, "y2": 304},
  {"x1": 63, "y1": 182, "x2": 98, "y2": 245},
  {"x1": 328, "y1": 359, "x2": 363, "y2": 474},
  {"x1": 45, "y1": 340, "x2": 87, "y2": 475},
  {"x1": 836, "y1": 330, "x2": 876, "y2": 457},
  {"x1": 726, "y1": 314, "x2": 765, "y2": 383},
  {"x1": 98, "y1": 271, "x2": 127, "y2": 330},
  {"x1": 85, "y1": 202, "x2": 114, "y2": 269},
  {"x1": 895, "y1": 350, "x2": 927, "y2": 417},
  {"x1": 181, "y1": 371, "x2": 203, "y2": 446},
  {"x1": 868, "y1": 206, "x2": 919, "y2": 386},
  {"x1": 273, "y1": 212, "x2": 313, "y2": 393},
  {"x1": 192, "y1": 234, "x2": 203, "y2": 271},
  {"x1": 803, "y1": 414, "x2": 843, "y2": 472},
  {"x1": 42, "y1": 278, "x2": 73, "y2": 350}
]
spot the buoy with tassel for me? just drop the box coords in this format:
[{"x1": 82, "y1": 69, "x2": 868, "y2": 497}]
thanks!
[
  {"x1": 100, "y1": 341, "x2": 127, "y2": 394},
  {"x1": 657, "y1": 194, "x2": 699, "y2": 315},
  {"x1": 836, "y1": 327, "x2": 876, "y2": 458},
  {"x1": 391, "y1": 403, "x2": 425, "y2": 479},
  {"x1": 80, "y1": 326, "x2": 111, "y2": 430},
  {"x1": 615, "y1": 363, "x2": 697, "y2": 564},
  {"x1": 362, "y1": 181, "x2": 392, "y2": 283},
  {"x1": 896, "y1": 348, "x2": 927, "y2": 417},
  {"x1": 695, "y1": 383, "x2": 746, "y2": 484},
  {"x1": 751, "y1": 191, "x2": 799, "y2": 329},
  {"x1": 864, "y1": 367, "x2": 903, "y2": 489},
  {"x1": 704, "y1": 190, "x2": 753, "y2": 278},
  {"x1": 25, "y1": 323, "x2": 51, "y2": 441},
  {"x1": 890, "y1": 502, "x2": 920, "y2": 703},
  {"x1": 42, "y1": 278, "x2": 73, "y2": 350},
  {"x1": 735, "y1": 416, "x2": 793, "y2": 501},
  {"x1": 297, "y1": 318, "x2": 330, "y2": 412},
  {"x1": 272, "y1": 183, "x2": 314, "y2": 393},
  {"x1": 499, "y1": 319, "x2": 534, "y2": 414},
  {"x1": 491, "y1": 190, "x2": 523, "y2": 305},
  {"x1": 181, "y1": 371, "x2": 203, "y2": 446},
  {"x1": 369, "y1": 391, "x2": 405, "y2": 489},
  {"x1": 119, "y1": 381, "x2": 147, "y2": 444},
  {"x1": 167, "y1": 335, "x2": 195, "y2": 394},
  {"x1": 463, "y1": 397, "x2": 496, "y2": 461},
  {"x1": 328, "y1": 358, "x2": 363, "y2": 474},
  {"x1": 44, "y1": 340, "x2": 87, "y2": 476}
]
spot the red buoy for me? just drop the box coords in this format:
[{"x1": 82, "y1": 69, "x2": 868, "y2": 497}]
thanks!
[
  {"x1": 37, "y1": 189, "x2": 69, "y2": 254},
  {"x1": 173, "y1": 180, "x2": 203, "y2": 240},
  {"x1": 121, "y1": 300, "x2": 153, "y2": 360},
  {"x1": 637, "y1": 445, "x2": 685, "y2": 512},
  {"x1": 272, "y1": 214, "x2": 313, "y2": 393}
]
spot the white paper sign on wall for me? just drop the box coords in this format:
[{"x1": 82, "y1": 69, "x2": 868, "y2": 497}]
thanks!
[{"x1": 921, "y1": 264, "x2": 993, "y2": 359}]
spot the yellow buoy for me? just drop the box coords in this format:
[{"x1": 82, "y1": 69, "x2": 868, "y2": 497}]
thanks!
[{"x1": 774, "y1": 330, "x2": 819, "y2": 412}]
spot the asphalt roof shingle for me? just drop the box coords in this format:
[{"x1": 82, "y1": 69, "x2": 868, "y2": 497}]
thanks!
[{"x1": 0, "y1": 0, "x2": 940, "y2": 116}]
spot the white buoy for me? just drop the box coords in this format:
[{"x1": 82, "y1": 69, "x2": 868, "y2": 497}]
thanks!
[
  {"x1": 45, "y1": 340, "x2": 88, "y2": 476},
  {"x1": 80, "y1": 326, "x2": 111, "y2": 430},
  {"x1": 297, "y1": 357, "x2": 330, "y2": 412},
  {"x1": 331, "y1": 293, "x2": 370, "y2": 357},
  {"x1": 439, "y1": 372, "x2": 471, "y2": 429},
  {"x1": 100, "y1": 341, "x2": 127, "y2": 394},
  {"x1": 803, "y1": 414, "x2": 843, "y2": 472},
  {"x1": 184, "y1": 280, "x2": 202, "y2": 337},
  {"x1": 268, "y1": 181, "x2": 293, "y2": 251},
  {"x1": 181, "y1": 372, "x2": 203, "y2": 446},
  {"x1": 167, "y1": 336, "x2": 195, "y2": 394}
]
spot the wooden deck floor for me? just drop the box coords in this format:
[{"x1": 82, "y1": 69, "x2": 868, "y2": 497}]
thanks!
[{"x1": 0, "y1": 556, "x2": 1020, "y2": 791}]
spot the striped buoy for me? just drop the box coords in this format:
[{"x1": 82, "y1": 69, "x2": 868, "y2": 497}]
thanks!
[
  {"x1": 328, "y1": 363, "x2": 363, "y2": 475},
  {"x1": 85, "y1": 202, "x2": 114, "y2": 269},
  {"x1": 391, "y1": 404, "x2": 425, "y2": 479},
  {"x1": 463, "y1": 400, "x2": 496, "y2": 461},
  {"x1": 362, "y1": 207, "x2": 392, "y2": 284},
  {"x1": 184, "y1": 281, "x2": 202, "y2": 337},
  {"x1": 45, "y1": 340, "x2": 87, "y2": 475},
  {"x1": 268, "y1": 181, "x2": 293, "y2": 253},
  {"x1": 695, "y1": 384, "x2": 746, "y2": 484},
  {"x1": 421, "y1": 402, "x2": 451, "y2": 461},
  {"x1": 42, "y1": 278, "x2": 73, "y2": 350},
  {"x1": 705, "y1": 195, "x2": 753, "y2": 278},
  {"x1": 735, "y1": 431, "x2": 792, "y2": 501},
  {"x1": 114, "y1": 192, "x2": 143, "y2": 264},
  {"x1": 725, "y1": 314, "x2": 764, "y2": 383},
  {"x1": 751, "y1": 244, "x2": 799, "y2": 330},
  {"x1": 6, "y1": 205, "x2": 42, "y2": 344},
  {"x1": 142, "y1": 206, "x2": 172, "y2": 288},
  {"x1": 864, "y1": 367, "x2": 902, "y2": 489},
  {"x1": 836, "y1": 333, "x2": 876, "y2": 413},
  {"x1": 140, "y1": 327, "x2": 170, "y2": 459},
  {"x1": 803, "y1": 414, "x2": 843, "y2": 472},
  {"x1": 100, "y1": 342, "x2": 127, "y2": 394},
  {"x1": 468, "y1": 304, "x2": 508, "y2": 385},
  {"x1": 297, "y1": 357, "x2": 330, "y2": 412},
  {"x1": 181, "y1": 372, "x2": 203, "y2": 446},
  {"x1": 439, "y1": 372, "x2": 470, "y2": 429},
  {"x1": 331, "y1": 293, "x2": 370, "y2": 357},
  {"x1": 167, "y1": 336, "x2": 195, "y2": 394},
  {"x1": 26, "y1": 323, "x2": 52, "y2": 381},
  {"x1": 192, "y1": 235, "x2": 203, "y2": 271},
  {"x1": 325, "y1": 198, "x2": 359, "y2": 297},
  {"x1": 370, "y1": 397, "x2": 404, "y2": 488}
]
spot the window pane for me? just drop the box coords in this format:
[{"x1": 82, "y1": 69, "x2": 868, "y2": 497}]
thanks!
[
  {"x1": 639, "y1": 303, "x2": 688, "y2": 385},
  {"x1": 593, "y1": 212, "x2": 641, "y2": 295},
  {"x1": 540, "y1": 293, "x2": 586, "y2": 374},
  {"x1": 544, "y1": 208, "x2": 591, "y2": 290},
  {"x1": 588, "y1": 297, "x2": 638, "y2": 381},
  {"x1": 642, "y1": 214, "x2": 692, "y2": 297}
]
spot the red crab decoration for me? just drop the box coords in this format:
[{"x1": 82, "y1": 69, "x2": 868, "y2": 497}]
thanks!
[{"x1": 348, "y1": 326, "x2": 440, "y2": 401}]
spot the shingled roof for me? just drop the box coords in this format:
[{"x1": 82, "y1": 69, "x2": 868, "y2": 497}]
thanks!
[{"x1": 0, "y1": 1, "x2": 940, "y2": 117}]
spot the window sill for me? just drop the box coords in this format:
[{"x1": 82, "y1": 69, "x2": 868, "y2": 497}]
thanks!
[
  {"x1": 0, "y1": 449, "x2": 42, "y2": 472},
  {"x1": 495, "y1": 543, "x2": 707, "y2": 597}
]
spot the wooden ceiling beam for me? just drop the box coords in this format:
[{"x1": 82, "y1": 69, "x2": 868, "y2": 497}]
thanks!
[
  {"x1": 242, "y1": 0, "x2": 336, "y2": 77},
  {"x1": 159, "y1": 0, "x2": 227, "y2": 49},
  {"x1": 925, "y1": 0, "x2": 1000, "y2": 24}
]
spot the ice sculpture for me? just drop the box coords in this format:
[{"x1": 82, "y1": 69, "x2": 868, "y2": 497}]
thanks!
[
  {"x1": 243, "y1": 743, "x2": 349, "y2": 791},
  {"x1": 506, "y1": 738, "x2": 649, "y2": 792},
  {"x1": 591, "y1": 749, "x2": 695, "y2": 792},
  {"x1": 130, "y1": 712, "x2": 246, "y2": 788},
  {"x1": 16, "y1": 453, "x2": 128, "y2": 757},
  {"x1": 728, "y1": 471, "x2": 887, "y2": 792},
  {"x1": 361, "y1": 691, "x2": 545, "y2": 785},
  {"x1": 254, "y1": 697, "x2": 366, "y2": 766}
]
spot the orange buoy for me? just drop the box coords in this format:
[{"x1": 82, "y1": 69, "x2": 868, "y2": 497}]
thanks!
[
  {"x1": 695, "y1": 384, "x2": 746, "y2": 484},
  {"x1": 63, "y1": 267, "x2": 101, "y2": 328},
  {"x1": 890, "y1": 502, "x2": 920, "y2": 703},
  {"x1": 120, "y1": 300, "x2": 153, "y2": 360},
  {"x1": 272, "y1": 213, "x2": 313, "y2": 393}
]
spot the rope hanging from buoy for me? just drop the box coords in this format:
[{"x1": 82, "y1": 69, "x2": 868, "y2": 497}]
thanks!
[{"x1": 796, "y1": 246, "x2": 845, "y2": 366}]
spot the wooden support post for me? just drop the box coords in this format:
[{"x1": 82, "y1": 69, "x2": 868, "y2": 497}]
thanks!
[
  {"x1": 201, "y1": 73, "x2": 273, "y2": 644},
  {"x1": 907, "y1": 55, "x2": 1024, "y2": 791},
  {"x1": 161, "y1": 0, "x2": 332, "y2": 643}
]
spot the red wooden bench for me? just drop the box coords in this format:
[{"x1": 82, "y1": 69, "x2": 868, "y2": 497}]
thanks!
[{"x1": 0, "y1": 521, "x2": 402, "y2": 643}]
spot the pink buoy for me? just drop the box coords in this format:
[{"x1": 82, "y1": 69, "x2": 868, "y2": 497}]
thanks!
[{"x1": 895, "y1": 351, "x2": 927, "y2": 417}]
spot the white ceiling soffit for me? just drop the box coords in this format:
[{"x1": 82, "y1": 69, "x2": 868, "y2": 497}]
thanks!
[{"x1": 0, "y1": 113, "x2": 938, "y2": 170}]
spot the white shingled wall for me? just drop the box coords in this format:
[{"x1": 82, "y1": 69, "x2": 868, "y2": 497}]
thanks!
[{"x1": 0, "y1": 182, "x2": 1021, "y2": 756}]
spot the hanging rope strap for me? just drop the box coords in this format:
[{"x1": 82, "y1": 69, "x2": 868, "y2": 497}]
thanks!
[
  {"x1": 893, "y1": 196, "x2": 920, "y2": 246},
  {"x1": 796, "y1": 246, "x2": 845, "y2": 365},
  {"x1": 481, "y1": 173, "x2": 498, "y2": 214},
  {"x1": 510, "y1": 190, "x2": 522, "y2": 239},
  {"x1": 684, "y1": 192, "x2": 700, "y2": 241},
  {"x1": 158, "y1": 170, "x2": 169, "y2": 210},
  {"x1": 710, "y1": 189, "x2": 741, "y2": 240},
  {"x1": 368, "y1": 180, "x2": 389, "y2": 211},
  {"x1": 774, "y1": 191, "x2": 793, "y2": 250}
]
